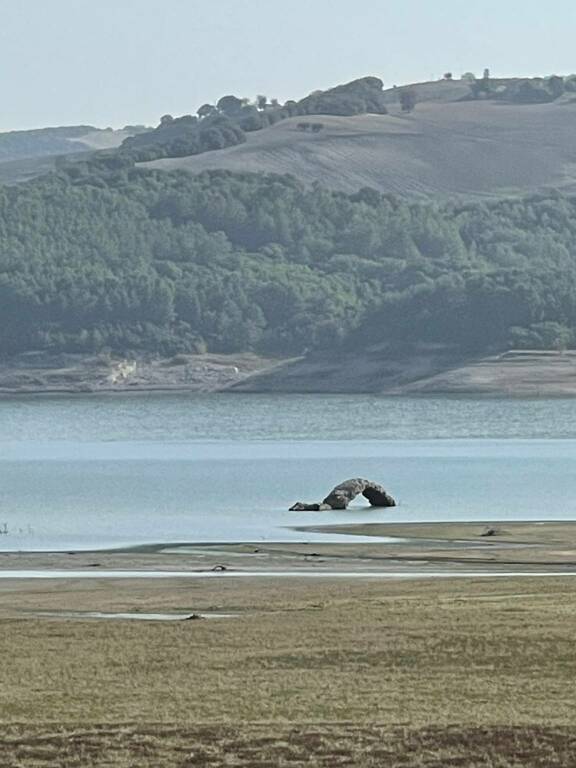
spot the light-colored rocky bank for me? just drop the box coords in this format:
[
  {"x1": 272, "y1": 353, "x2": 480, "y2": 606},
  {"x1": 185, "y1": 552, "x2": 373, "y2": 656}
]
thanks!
[
  {"x1": 234, "y1": 347, "x2": 576, "y2": 397},
  {"x1": 2, "y1": 347, "x2": 576, "y2": 397},
  {"x1": 0, "y1": 351, "x2": 282, "y2": 395}
]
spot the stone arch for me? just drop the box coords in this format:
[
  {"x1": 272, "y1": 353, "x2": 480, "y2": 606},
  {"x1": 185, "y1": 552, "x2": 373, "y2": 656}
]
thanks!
[{"x1": 290, "y1": 478, "x2": 396, "y2": 511}]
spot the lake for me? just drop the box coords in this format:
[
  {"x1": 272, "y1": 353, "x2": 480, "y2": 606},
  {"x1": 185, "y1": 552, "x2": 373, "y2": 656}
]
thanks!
[{"x1": 1, "y1": 393, "x2": 576, "y2": 551}]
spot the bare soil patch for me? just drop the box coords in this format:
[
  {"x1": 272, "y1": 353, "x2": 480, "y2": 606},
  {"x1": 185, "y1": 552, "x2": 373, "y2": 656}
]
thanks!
[{"x1": 4, "y1": 724, "x2": 576, "y2": 767}]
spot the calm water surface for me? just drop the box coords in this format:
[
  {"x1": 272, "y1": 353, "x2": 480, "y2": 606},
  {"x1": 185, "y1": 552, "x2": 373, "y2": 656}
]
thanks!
[{"x1": 1, "y1": 394, "x2": 576, "y2": 550}]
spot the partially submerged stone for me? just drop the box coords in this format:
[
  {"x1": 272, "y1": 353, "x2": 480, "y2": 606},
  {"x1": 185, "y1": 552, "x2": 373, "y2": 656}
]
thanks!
[
  {"x1": 290, "y1": 478, "x2": 396, "y2": 511},
  {"x1": 289, "y1": 502, "x2": 332, "y2": 512}
]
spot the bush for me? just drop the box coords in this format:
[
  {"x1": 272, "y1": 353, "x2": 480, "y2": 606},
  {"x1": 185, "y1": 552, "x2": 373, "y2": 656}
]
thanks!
[
  {"x1": 400, "y1": 89, "x2": 417, "y2": 112},
  {"x1": 296, "y1": 76, "x2": 388, "y2": 116}
]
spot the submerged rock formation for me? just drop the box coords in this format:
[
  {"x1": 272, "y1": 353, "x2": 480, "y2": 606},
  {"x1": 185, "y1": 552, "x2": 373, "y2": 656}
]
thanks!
[{"x1": 289, "y1": 478, "x2": 396, "y2": 511}]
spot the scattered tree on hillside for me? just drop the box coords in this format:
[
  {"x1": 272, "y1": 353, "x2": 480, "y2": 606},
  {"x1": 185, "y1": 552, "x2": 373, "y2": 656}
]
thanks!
[
  {"x1": 505, "y1": 80, "x2": 554, "y2": 104},
  {"x1": 443, "y1": 72, "x2": 453, "y2": 80},
  {"x1": 283, "y1": 100, "x2": 298, "y2": 116},
  {"x1": 238, "y1": 106, "x2": 264, "y2": 132},
  {"x1": 400, "y1": 89, "x2": 417, "y2": 112},
  {"x1": 470, "y1": 76, "x2": 492, "y2": 99},
  {"x1": 296, "y1": 77, "x2": 388, "y2": 116},
  {"x1": 197, "y1": 104, "x2": 217, "y2": 119},
  {"x1": 461, "y1": 72, "x2": 476, "y2": 82},
  {"x1": 296, "y1": 123, "x2": 325, "y2": 132},
  {"x1": 546, "y1": 75, "x2": 565, "y2": 99},
  {"x1": 216, "y1": 95, "x2": 244, "y2": 117}
]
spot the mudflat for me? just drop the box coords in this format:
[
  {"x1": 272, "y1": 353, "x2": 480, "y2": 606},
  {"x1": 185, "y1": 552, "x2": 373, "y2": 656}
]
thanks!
[{"x1": 3, "y1": 521, "x2": 576, "y2": 578}]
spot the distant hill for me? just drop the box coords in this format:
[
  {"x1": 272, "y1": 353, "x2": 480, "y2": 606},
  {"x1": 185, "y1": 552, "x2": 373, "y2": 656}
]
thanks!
[
  {"x1": 143, "y1": 91, "x2": 576, "y2": 199},
  {"x1": 0, "y1": 125, "x2": 148, "y2": 184},
  {"x1": 5, "y1": 75, "x2": 576, "y2": 197},
  {"x1": 5, "y1": 73, "x2": 576, "y2": 377}
]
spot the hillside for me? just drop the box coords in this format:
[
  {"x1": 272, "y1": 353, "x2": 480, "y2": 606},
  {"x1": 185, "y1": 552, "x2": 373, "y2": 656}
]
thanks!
[
  {"x1": 4, "y1": 75, "x2": 576, "y2": 386},
  {"x1": 143, "y1": 91, "x2": 576, "y2": 198},
  {"x1": 2, "y1": 167, "x2": 576, "y2": 362}
]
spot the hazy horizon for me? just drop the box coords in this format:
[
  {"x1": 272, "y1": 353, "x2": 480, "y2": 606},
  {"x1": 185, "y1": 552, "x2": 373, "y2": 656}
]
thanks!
[{"x1": 2, "y1": 0, "x2": 576, "y2": 132}]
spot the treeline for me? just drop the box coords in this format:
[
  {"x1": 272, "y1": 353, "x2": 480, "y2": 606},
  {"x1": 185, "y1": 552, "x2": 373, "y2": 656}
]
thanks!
[
  {"x1": 121, "y1": 77, "x2": 388, "y2": 161},
  {"x1": 467, "y1": 72, "x2": 576, "y2": 103},
  {"x1": 2, "y1": 165, "x2": 576, "y2": 358},
  {"x1": 123, "y1": 113, "x2": 248, "y2": 162}
]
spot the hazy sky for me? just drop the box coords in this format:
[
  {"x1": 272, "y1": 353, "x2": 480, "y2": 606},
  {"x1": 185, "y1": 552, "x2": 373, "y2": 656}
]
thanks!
[{"x1": 2, "y1": 0, "x2": 575, "y2": 132}]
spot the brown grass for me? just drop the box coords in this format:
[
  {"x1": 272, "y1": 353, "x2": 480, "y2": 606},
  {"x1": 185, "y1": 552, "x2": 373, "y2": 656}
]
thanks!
[
  {"x1": 1, "y1": 577, "x2": 576, "y2": 724},
  {"x1": 2, "y1": 575, "x2": 576, "y2": 764}
]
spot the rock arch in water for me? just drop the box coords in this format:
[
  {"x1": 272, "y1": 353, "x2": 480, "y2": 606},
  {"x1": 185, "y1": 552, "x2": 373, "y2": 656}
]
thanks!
[{"x1": 289, "y1": 478, "x2": 396, "y2": 511}]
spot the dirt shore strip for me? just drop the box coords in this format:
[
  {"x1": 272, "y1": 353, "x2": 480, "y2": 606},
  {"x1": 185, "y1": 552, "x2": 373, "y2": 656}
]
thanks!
[{"x1": 3, "y1": 521, "x2": 576, "y2": 580}]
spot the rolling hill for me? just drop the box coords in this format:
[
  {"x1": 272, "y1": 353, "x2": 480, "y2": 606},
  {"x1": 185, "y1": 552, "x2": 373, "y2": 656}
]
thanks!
[
  {"x1": 4, "y1": 74, "x2": 576, "y2": 394},
  {"x1": 142, "y1": 85, "x2": 576, "y2": 199},
  {"x1": 0, "y1": 125, "x2": 148, "y2": 184}
]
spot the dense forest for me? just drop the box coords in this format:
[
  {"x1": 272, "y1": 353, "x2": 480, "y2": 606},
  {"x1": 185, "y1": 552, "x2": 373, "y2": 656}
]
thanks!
[{"x1": 1, "y1": 160, "x2": 576, "y2": 358}]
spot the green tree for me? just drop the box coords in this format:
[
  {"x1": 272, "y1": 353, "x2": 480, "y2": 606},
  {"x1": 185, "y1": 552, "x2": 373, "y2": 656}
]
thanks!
[{"x1": 400, "y1": 89, "x2": 417, "y2": 113}]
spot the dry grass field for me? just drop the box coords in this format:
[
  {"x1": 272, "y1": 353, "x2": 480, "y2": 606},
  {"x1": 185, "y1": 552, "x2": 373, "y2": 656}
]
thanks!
[
  {"x1": 144, "y1": 97, "x2": 576, "y2": 199},
  {"x1": 2, "y1": 573, "x2": 576, "y2": 765}
]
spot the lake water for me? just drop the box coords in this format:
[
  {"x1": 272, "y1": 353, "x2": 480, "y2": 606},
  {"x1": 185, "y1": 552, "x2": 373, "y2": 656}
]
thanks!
[{"x1": 1, "y1": 394, "x2": 576, "y2": 551}]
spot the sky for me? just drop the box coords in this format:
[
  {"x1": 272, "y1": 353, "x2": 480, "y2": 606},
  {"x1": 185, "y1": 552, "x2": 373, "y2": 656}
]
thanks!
[{"x1": 2, "y1": 0, "x2": 576, "y2": 132}]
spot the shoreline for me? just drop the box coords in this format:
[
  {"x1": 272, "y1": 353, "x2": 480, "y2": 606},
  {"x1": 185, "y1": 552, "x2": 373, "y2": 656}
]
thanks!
[
  {"x1": 4, "y1": 388, "x2": 576, "y2": 400},
  {"x1": 3, "y1": 348, "x2": 576, "y2": 398},
  {"x1": 1, "y1": 570, "x2": 576, "y2": 580},
  {"x1": 2, "y1": 522, "x2": 576, "y2": 581},
  {"x1": 1, "y1": 519, "x2": 574, "y2": 554}
]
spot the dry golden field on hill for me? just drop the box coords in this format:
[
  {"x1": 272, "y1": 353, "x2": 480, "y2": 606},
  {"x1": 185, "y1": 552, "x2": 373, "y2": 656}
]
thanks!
[{"x1": 145, "y1": 96, "x2": 576, "y2": 199}]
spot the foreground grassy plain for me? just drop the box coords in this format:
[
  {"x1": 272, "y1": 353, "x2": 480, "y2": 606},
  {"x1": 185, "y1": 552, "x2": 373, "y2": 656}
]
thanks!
[
  {"x1": 2, "y1": 570, "x2": 576, "y2": 766},
  {"x1": 2, "y1": 523, "x2": 576, "y2": 765}
]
